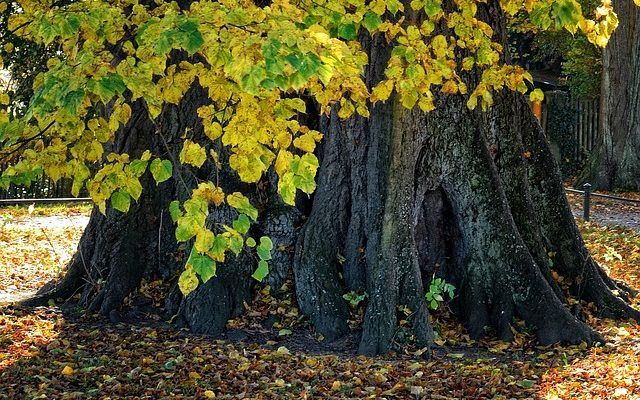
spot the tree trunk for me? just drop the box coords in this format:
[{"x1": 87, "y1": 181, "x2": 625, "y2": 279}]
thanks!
[
  {"x1": 24, "y1": 0, "x2": 639, "y2": 356},
  {"x1": 579, "y1": 0, "x2": 640, "y2": 190}
]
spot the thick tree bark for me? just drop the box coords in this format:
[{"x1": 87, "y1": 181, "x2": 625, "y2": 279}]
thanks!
[
  {"x1": 579, "y1": 0, "x2": 640, "y2": 190},
  {"x1": 23, "y1": 0, "x2": 640, "y2": 356}
]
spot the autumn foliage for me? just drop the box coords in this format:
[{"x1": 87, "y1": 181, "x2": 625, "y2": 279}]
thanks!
[{"x1": 0, "y1": 0, "x2": 622, "y2": 292}]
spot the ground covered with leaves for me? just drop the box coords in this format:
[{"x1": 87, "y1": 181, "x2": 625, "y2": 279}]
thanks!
[
  {"x1": 1, "y1": 203, "x2": 639, "y2": 399},
  {"x1": 0, "y1": 205, "x2": 90, "y2": 305}
]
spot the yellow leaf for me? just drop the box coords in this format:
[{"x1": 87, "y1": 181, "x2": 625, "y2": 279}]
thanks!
[
  {"x1": 371, "y1": 80, "x2": 394, "y2": 103},
  {"x1": 192, "y1": 182, "x2": 225, "y2": 206},
  {"x1": 431, "y1": 35, "x2": 448, "y2": 59},
  {"x1": 178, "y1": 267, "x2": 199, "y2": 296},
  {"x1": 275, "y1": 150, "x2": 293, "y2": 176},
  {"x1": 293, "y1": 133, "x2": 318, "y2": 153},
  {"x1": 467, "y1": 95, "x2": 478, "y2": 110},
  {"x1": 441, "y1": 80, "x2": 458, "y2": 94},
  {"x1": 62, "y1": 366, "x2": 74, "y2": 376},
  {"x1": 204, "y1": 122, "x2": 223, "y2": 141},
  {"x1": 370, "y1": 0, "x2": 387, "y2": 14},
  {"x1": 529, "y1": 88, "x2": 544, "y2": 103},
  {"x1": 180, "y1": 140, "x2": 207, "y2": 168},
  {"x1": 407, "y1": 26, "x2": 421, "y2": 41},
  {"x1": 204, "y1": 390, "x2": 216, "y2": 398},
  {"x1": 337, "y1": 98, "x2": 355, "y2": 119},
  {"x1": 331, "y1": 380, "x2": 342, "y2": 391},
  {"x1": 194, "y1": 228, "x2": 214, "y2": 253},
  {"x1": 418, "y1": 95, "x2": 435, "y2": 112},
  {"x1": 189, "y1": 371, "x2": 201, "y2": 380},
  {"x1": 462, "y1": 57, "x2": 475, "y2": 71}
]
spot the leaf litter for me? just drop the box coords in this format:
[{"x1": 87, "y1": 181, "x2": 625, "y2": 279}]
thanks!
[{"x1": 0, "y1": 205, "x2": 639, "y2": 399}]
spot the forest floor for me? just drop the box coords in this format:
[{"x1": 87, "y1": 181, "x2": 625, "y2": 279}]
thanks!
[{"x1": 0, "y1": 199, "x2": 639, "y2": 399}]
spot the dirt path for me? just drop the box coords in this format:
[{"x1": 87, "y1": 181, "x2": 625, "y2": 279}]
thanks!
[{"x1": 572, "y1": 209, "x2": 640, "y2": 231}]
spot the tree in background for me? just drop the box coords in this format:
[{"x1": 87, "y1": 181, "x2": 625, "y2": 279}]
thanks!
[
  {"x1": 507, "y1": 0, "x2": 603, "y2": 98},
  {"x1": 0, "y1": 0, "x2": 637, "y2": 356},
  {"x1": 578, "y1": 0, "x2": 640, "y2": 191},
  {"x1": 0, "y1": 1, "x2": 53, "y2": 116}
]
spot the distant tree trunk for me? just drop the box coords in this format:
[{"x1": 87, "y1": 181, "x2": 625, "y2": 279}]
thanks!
[
  {"x1": 579, "y1": 0, "x2": 640, "y2": 190},
  {"x1": 24, "y1": 0, "x2": 640, "y2": 355}
]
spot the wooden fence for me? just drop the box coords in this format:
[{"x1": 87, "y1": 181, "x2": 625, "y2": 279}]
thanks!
[{"x1": 540, "y1": 91, "x2": 599, "y2": 164}]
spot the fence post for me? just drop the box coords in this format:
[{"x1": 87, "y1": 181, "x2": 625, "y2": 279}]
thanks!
[{"x1": 583, "y1": 183, "x2": 592, "y2": 221}]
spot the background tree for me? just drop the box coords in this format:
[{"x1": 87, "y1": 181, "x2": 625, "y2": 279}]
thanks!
[
  {"x1": 0, "y1": 1, "x2": 54, "y2": 116},
  {"x1": 578, "y1": 0, "x2": 640, "y2": 190},
  {"x1": 1, "y1": 0, "x2": 638, "y2": 356}
]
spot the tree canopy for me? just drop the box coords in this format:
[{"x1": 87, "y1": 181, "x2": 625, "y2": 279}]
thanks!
[{"x1": 0, "y1": 0, "x2": 626, "y2": 295}]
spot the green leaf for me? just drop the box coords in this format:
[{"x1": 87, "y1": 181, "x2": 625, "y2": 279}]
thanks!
[
  {"x1": 362, "y1": 12, "x2": 382, "y2": 33},
  {"x1": 88, "y1": 75, "x2": 126, "y2": 104},
  {"x1": 423, "y1": 0, "x2": 442, "y2": 18},
  {"x1": 210, "y1": 234, "x2": 227, "y2": 259},
  {"x1": 150, "y1": 159, "x2": 173, "y2": 184},
  {"x1": 338, "y1": 23, "x2": 357, "y2": 40},
  {"x1": 552, "y1": 0, "x2": 582, "y2": 30},
  {"x1": 154, "y1": 32, "x2": 172, "y2": 55},
  {"x1": 175, "y1": 216, "x2": 199, "y2": 241},
  {"x1": 252, "y1": 260, "x2": 269, "y2": 282},
  {"x1": 177, "y1": 19, "x2": 204, "y2": 54},
  {"x1": 186, "y1": 248, "x2": 217, "y2": 283},
  {"x1": 245, "y1": 237, "x2": 256, "y2": 247},
  {"x1": 257, "y1": 247, "x2": 271, "y2": 261},
  {"x1": 242, "y1": 67, "x2": 266, "y2": 94},
  {"x1": 128, "y1": 159, "x2": 148, "y2": 177},
  {"x1": 259, "y1": 236, "x2": 273, "y2": 251},
  {"x1": 169, "y1": 200, "x2": 182, "y2": 222},
  {"x1": 257, "y1": 236, "x2": 273, "y2": 261},
  {"x1": 530, "y1": 5, "x2": 553, "y2": 30},
  {"x1": 111, "y1": 190, "x2": 131, "y2": 213},
  {"x1": 124, "y1": 177, "x2": 143, "y2": 201},
  {"x1": 386, "y1": 0, "x2": 404, "y2": 14},
  {"x1": 183, "y1": 198, "x2": 208, "y2": 218},
  {"x1": 39, "y1": 18, "x2": 59, "y2": 45},
  {"x1": 518, "y1": 379, "x2": 536, "y2": 389},
  {"x1": 59, "y1": 14, "x2": 81, "y2": 38},
  {"x1": 233, "y1": 214, "x2": 251, "y2": 235},
  {"x1": 63, "y1": 90, "x2": 84, "y2": 115},
  {"x1": 228, "y1": 234, "x2": 244, "y2": 255},
  {"x1": 226, "y1": 192, "x2": 258, "y2": 221}
]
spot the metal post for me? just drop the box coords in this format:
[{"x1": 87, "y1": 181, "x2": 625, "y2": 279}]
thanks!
[{"x1": 583, "y1": 183, "x2": 592, "y2": 221}]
